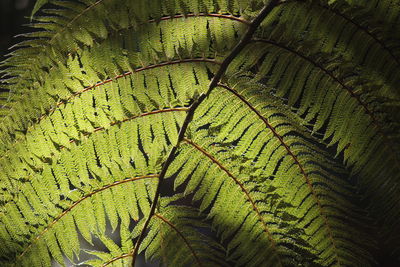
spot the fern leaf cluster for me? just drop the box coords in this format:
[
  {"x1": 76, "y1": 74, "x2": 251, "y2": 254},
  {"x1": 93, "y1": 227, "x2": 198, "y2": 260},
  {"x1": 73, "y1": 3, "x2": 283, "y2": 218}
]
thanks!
[{"x1": 0, "y1": 0, "x2": 399, "y2": 266}]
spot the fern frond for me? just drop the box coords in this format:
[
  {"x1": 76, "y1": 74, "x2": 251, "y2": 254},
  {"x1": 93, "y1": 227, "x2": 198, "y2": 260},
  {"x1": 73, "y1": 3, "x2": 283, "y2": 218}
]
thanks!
[
  {"x1": 178, "y1": 78, "x2": 373, "y2": 265},
  {"x1": 81, "y1": 197, "x2": 228, "y2": 267},
  {"x1": 268, "y1": 1, "x2": 400, "y2": 96},
  {"x1": 1, "y1": 0, "x2": 399, "y2": 265},
  {"x1": 228, "y1": 32, "x2": 400, "y2": 246}
]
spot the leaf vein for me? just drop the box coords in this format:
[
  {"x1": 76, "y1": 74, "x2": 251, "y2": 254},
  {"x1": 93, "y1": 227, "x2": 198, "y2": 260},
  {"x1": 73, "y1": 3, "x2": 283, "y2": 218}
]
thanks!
[{"x1": 16, "y1": 174, "x2": 158, "y2": 261}]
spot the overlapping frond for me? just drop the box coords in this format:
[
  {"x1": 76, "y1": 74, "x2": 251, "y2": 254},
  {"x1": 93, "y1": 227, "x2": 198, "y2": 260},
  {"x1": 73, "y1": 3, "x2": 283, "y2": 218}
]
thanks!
[
  {"x1": 225, "y1": 3, "x2": 400, "y2": 245},
  {"x1": 168, "y1": 78, "x2": 372, "y2": 266},
  {"x1": 266, "y1": 0, "x2": 400, "y2": 96},
  {"x1": 80, "y1": 196, "x2": 228, "y2": 267}
]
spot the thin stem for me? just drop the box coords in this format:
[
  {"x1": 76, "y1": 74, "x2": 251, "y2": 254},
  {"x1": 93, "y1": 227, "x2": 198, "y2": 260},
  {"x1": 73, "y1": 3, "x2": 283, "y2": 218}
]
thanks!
[
  {"x1": 148, "y1": 13, "x2": 250, "y2": 25},
  {"x1": 129, "y1": 1, "x2": 280, "y2": 266},
  {"x1": 15, "y1": 175, "x2": 158, "y2": 263},
  {"x1": 130, "y1": 93, "x2": 206, "y2": 265},
  {"x1": 154, "y1": 213, "x2": 202, "y2": 266},
  {"x1": 217, "y1": 83, "x2": 340, "y2": 265},
  {"x1": 103, "y1": 253, "x2": 132, "y2": 266}
]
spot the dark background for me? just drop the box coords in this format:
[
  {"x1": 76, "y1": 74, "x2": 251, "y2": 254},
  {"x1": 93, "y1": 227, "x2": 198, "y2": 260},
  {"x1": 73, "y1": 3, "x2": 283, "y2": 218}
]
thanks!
[
  {"x1": 0, "y1": 0, "x2": 35, "y2": 63},
  {"x1": 0, "y1": 0, "x2": 35, "y2": 106}
]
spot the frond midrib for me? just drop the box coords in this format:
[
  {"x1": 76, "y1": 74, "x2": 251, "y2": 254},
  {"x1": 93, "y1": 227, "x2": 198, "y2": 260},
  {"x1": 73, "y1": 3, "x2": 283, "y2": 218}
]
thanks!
[
  {"x1": 15, "y1": 174, "x2": 158, "y2": 262},
  {"x1": 217, "y1": 83, "x2": 342, "y2": 265}
]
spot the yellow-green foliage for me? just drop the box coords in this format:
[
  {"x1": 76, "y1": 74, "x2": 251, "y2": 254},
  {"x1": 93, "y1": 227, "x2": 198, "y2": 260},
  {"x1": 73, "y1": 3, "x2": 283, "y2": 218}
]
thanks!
[{"x1": 0, "y1": 0, "x2": 399, "y2": 266}]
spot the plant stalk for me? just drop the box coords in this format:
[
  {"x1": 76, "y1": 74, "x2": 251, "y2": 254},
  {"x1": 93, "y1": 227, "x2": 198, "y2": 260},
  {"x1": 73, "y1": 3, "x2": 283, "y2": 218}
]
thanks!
[{"x1": 130, "y1": 1, "x2": 280, "y2": 265}]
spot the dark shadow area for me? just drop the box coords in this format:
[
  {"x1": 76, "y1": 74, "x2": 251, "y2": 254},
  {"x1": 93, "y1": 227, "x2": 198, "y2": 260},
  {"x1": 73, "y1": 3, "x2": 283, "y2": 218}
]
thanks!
[{"x1": 0, "y1": 0, "x2": 35, "y2": 62}]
